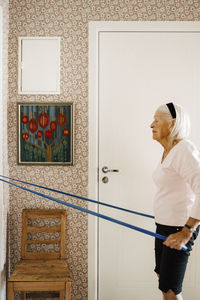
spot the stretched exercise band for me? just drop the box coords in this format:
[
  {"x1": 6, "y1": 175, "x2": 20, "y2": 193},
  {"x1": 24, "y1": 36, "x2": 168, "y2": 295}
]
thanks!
[
  {"x1": 0, "y1": 177, "x2": 187, "y2": 251},
  {"x1": 0, "y1": 175, "x2": 154, "y2": 219}
]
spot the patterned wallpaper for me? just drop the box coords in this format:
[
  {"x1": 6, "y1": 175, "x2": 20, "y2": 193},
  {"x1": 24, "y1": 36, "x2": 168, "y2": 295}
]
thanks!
[{"x1": 8, "y1": 0, "x2": 200, "y2": 299}]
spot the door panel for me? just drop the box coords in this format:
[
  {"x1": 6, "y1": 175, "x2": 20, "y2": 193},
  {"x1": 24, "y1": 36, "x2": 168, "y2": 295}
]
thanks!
[{"x1": 98, "y1": 31, "x2": 200, "y2": 300}]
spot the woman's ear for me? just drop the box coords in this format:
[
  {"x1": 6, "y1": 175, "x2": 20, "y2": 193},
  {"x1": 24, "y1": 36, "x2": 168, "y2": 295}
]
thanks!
[{"x1": 169, "y1": 119, "x2": 176, "y2": 130}]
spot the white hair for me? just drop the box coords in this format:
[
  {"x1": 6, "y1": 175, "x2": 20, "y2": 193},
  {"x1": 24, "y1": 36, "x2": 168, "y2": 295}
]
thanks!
[{"x1": 157, "y1": 103, "x2": 191, "y2": 139}]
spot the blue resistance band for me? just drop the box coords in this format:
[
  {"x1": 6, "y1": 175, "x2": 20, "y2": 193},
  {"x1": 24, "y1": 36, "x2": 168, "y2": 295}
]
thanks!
[
  {"x1": 0, "y1": 177, "x2": 187, "y2": 251},
  {"x1": 0, "y1": 175, "x2": 154, "y2": 219}
]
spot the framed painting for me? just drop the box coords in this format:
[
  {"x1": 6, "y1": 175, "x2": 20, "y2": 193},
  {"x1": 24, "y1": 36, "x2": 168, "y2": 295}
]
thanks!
[{"x1": 18, "y1": 103, "x2": 73, "y2": 165}]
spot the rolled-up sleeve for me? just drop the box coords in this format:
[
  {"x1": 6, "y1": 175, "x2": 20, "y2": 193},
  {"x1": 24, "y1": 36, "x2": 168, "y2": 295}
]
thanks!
[{"x1": 172, "y1": 141, "x2": 200, "y2": 220}]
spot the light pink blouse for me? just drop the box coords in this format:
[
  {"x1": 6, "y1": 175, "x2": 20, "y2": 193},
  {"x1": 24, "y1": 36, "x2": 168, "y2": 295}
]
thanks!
[{"x1": 153, "y1": 139, "x2": 200, "y2": 226}]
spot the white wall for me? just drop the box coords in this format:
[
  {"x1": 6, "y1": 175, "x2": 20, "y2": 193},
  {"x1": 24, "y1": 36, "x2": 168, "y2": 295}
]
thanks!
[
  {"x1": 0, "y1": 3, "x2": 8, "y2": 299},
  {"x1": 0, "y1": 6, "x2": 3, "y2": 296}
]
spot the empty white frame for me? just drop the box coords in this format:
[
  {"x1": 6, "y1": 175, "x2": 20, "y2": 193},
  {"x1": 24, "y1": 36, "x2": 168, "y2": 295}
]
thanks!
[{"x1": 18, "y1": 37, "x2": 60, "y2": 94}]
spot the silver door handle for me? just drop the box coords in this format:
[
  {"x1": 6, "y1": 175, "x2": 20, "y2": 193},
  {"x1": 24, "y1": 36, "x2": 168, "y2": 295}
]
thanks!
[{"x1": 102, "y1": 166, "x2": 119, "y2": 173}]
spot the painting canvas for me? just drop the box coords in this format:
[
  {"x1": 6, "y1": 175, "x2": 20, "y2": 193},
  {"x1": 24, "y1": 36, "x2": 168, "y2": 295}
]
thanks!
[{"x1": 18, "y1": 103, "x2": 73, "y2": 165}]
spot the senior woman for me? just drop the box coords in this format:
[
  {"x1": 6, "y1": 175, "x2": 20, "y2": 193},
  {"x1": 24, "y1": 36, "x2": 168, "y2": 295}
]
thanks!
[{"x1": 150, "y1": 103, "x2": 200, "y2": 300}]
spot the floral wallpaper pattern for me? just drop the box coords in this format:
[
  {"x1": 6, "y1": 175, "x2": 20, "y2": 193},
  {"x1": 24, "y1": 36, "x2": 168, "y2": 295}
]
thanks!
[{"x1": 8, "y1": 0, "x2": 200, "y2": 299}]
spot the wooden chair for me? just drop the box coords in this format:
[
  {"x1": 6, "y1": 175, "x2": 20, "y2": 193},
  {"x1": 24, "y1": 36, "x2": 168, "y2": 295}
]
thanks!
[{"x1": 8, "y1": 209, "x2": 71, "y2": 300}]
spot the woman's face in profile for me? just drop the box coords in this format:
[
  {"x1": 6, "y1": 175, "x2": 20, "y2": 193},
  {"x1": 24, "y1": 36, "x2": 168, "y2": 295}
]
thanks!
[{"x1": 150, "y1": 111, "x2": 171, "y2": 143}]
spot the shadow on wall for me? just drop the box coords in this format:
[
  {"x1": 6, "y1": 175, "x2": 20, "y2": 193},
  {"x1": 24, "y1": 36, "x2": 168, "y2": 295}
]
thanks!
[{"x1": 0, "y1": 263, "x2": 6, "y2": 299}]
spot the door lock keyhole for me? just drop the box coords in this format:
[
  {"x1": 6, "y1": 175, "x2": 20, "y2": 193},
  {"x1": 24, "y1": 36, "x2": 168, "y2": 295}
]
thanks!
[{"x1": 102, "y1": 176, "x2": 109, "y2": 183}]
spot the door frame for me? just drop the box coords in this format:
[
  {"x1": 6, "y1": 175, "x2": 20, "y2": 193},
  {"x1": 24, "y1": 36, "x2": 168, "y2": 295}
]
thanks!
[{"x1": 88, "y1": 21, "x2": 200, "y2": 300}]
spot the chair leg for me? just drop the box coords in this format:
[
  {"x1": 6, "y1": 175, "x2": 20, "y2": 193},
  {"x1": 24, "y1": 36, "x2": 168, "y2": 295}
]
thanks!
[
  {"x1": 7, "y1": 282, "x2": 14, "y2": 300},
  {"x1": 65, "y1": 282, "x2": 71, "y2": 300},
  {"x1": 60, "y1": 290, "x2": 64, "y2": 300},
  {"x1": 21, "y1": 292, "x2": 26, "y2": 300}
]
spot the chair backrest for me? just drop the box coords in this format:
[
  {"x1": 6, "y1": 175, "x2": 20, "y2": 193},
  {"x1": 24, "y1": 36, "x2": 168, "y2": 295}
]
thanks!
[{"x1": 21, "y1": 209, "x2": 66, "y2": 260}]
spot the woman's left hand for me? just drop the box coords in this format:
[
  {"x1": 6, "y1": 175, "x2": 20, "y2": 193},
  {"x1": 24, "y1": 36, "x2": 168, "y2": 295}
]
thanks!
[{"x1": 163, "y1": 229, "x2": 192, "y2": 250}]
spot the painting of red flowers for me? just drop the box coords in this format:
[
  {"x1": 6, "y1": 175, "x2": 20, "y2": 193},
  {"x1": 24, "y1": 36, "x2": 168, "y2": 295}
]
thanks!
[{"x1": 18, "y1": 103, "x2": 73, "y2": 165}]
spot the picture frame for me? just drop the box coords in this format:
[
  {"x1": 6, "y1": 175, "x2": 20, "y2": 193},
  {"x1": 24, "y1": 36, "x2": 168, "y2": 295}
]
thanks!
[{"x1": 18, "y1": 103, "x2": 73, "y2": 165}]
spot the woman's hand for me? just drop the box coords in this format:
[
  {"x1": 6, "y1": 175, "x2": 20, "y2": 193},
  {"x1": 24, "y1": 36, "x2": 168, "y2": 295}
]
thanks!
[{"x1": 163, "y1": 228, "x2": 192, "y2": 250}]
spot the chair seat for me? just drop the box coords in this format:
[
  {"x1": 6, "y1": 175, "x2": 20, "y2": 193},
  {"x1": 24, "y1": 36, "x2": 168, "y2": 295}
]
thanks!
[{"x1": 9, "y1": 259, "x2": 71, "y2": 282}]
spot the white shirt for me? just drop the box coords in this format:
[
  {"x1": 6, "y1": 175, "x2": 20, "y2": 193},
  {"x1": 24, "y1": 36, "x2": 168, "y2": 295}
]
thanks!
[{"x1": 153, "y1": 139, "x2": 200, "y2": 226}]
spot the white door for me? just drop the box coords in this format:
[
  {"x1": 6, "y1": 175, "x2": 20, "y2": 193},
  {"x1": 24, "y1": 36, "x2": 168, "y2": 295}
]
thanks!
[{"x1": 89, "y1": 22, "x2": 200, "y2": 300}]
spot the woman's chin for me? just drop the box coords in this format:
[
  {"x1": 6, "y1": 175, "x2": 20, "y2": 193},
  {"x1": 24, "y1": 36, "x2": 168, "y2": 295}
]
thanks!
[
  {"x1": 152, "y1": 134, "x2": 157, "y2": 140},
  {"x1": 152, "y1": 135, "x2": 159, "y2": 142}
]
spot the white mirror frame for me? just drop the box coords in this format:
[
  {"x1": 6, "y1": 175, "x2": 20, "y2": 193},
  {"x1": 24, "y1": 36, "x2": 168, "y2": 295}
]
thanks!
[{"x1": 18, "y1": 36, "x2": 60, "y2": 95}]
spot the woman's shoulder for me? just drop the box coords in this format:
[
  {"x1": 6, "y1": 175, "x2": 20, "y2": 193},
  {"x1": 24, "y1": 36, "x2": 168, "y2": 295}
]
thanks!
[
  {"x1": 173, "y1": 139, "x2": 200, "y2": 166},
  {"x1": 177, "y1": 139, "x2": 199, "y2": 153},
  {"x1": 161, "y1": 139, "x2": 199, "y2": 168}
]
